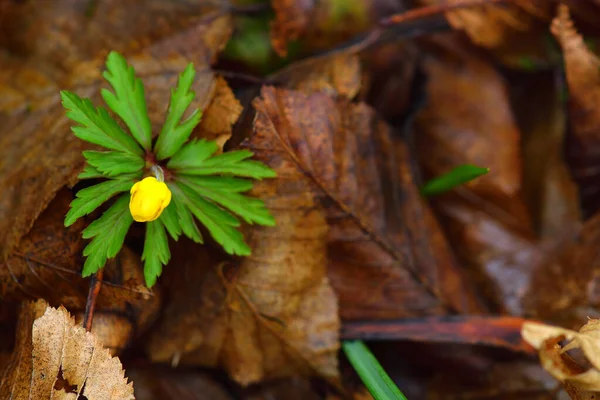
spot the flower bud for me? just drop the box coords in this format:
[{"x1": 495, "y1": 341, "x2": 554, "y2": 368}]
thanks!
[{"x1": 129, "y1": 177, "x2": 172, "y2": 222}]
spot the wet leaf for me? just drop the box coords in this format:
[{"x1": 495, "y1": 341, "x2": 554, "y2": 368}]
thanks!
[
  {"x1": 248, "y1": 86, "x2": 481, "y2": 319},
  {"x1": 0, "y1": 299, "x2": 134, "y2": 399},
  {"x1": 415, "y1": 34, "x2": 535, "y2": 314}
]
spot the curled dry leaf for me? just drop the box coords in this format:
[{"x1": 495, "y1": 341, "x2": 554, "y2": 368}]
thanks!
[
  {"x1": 522, "y1": 319, "x2": 600, "y2": 393},
  {"x1": 552, "y1": 5, "x2": 600, "y2": 218},
  {"x1": 0, "y1": 299, "x2": 134, "y2": 399},
  {"x1": 415, "y1": 34, "x2": 536, "y2": 314}
]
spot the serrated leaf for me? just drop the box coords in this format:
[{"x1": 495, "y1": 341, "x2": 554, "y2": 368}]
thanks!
[
  {"x1": 178, "y1": 176, "x2": 275, "y2": 226},
  {"x1": 169, "y1": 142, "x2": 276, "y2": 179},
  {"x1": 64, "y1": 178, "x2": 133, "y2": 227},
  {"x1": 61, "y1": 91, "x2": 143, "y2": 155},
  {"x1": 78, "y1": 165, "x2": 104, "y2": 180},
  {"x1": 420, "y1": 164, "x2": 490, "y2": 197},
  {"x1": 154, "y1": 63, "x2": 203, "y2": 160},
  {"x1": 101, "y1": 51, "x2": 152, "y2": 150},
  {"x1": 176, "y1": 182, "x2": 251, "y2": 255},
  {"x1": 167, "y1": 138, "x2": 219, "y2": 170},
  {"x1": 169, "y1": 184, "x2": 203, "y2": 243},
  {"x1": 83, "y1": 150, "x2": 144, "y2": 177},
  {"x1": 158, "y1": 202, "x2": 181, "y2": 241},
  {"x1": 142, "y1": 219, "x2": 170, "y2": 287},
  {"x1": 80, "y1": 194, "x2": 133, "y2": 276},
  {"x1": 343, "y1": 341, "x2": 408, "y2": 400}
]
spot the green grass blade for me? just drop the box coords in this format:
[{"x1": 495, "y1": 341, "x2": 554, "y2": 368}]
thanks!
[
  {"x1": 343, "y1": 341, "x2": 408, "y2": 400},
  {"x1": 420, "y1": 164, "x2": 489, "y2": 197}
]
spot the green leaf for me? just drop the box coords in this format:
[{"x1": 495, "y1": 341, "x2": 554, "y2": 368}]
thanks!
[
  {"x1": 158, "y1": 203, "x2": 182, "y2": 241},
  {"x1": 420, "y1": 164, "x2": 489, "y2": 197},
  {"x1": 168, "y1": 142, "x2": 276, "y2": 179},
  {"x1": 65, "y1": 178, "x2": 133, "y2": 227},
  {"x1": 101, "y1": 51, "x2": 152, "y2": 150},
  {"x1": 142, "y1": 219, "x2": 170, "y2": 287},
  {"x1": 167, "y1": 139, "x2": 219, "y2": 170},
  {"x1": 81, "y1": 194, "x2": 134, "y2": 276},
  {"x1": 342, "y1": 341, "x2": 408, "y2": 400},
  {"x1": 83, "y1": 150, "x2": 144, "y2": 177},
  {"x1": 78, "y1": 165, "x2": 103, "y2": 180},
  {"x1": 176, "y1": 182, "x2": 251, "y2": 256},
  {"x1": 178, "y1": 176, "x2": 275, "y2": 226},
  {"x1": 154, "y1": 63, "x2": 203, "y2": 160},
  {"x1": 168, "y1": 184, "x2": 203, "y2": 243},
  {"x1": 61, "y1": 91, "x2": 143, "y2": 155}
]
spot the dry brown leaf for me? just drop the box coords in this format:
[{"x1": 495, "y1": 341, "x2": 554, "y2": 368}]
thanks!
[
  {"x1": 516, "y1": 71, "x2": 581, "y2": 238},
  {"x1": 419, "y1": 0, "x2": 553, "y2": 67},
  {"x1": 552, "y1": 5, "x2": 600, "y2": 218},
  {"x1": 272, "y1": 54, "x2": 362, "y2": 98},
  {"x1": 415, "y1": 34, "x2": 536, "y2": 314},
  {"x1": 250, "y1": 86, "x2": 481, "y2": 319},
  {"x1": 522, "y1": 319, "x2": 600, "y2": 394},
  {"x1": 197, "y1": 75, "x2": 244, "y2": 151},
  {"x1": 0, "y1": 188, "x2": 159, "y2": 355},
  {"x1": 0, "y1": 299, "x2": 134, "y2": 399},
  {"x1": 270, "y1": 0, "x2": 315, "y2": 57},
  {"x1": 0, "y1": 0, "x2": 233, "y2": 262}
]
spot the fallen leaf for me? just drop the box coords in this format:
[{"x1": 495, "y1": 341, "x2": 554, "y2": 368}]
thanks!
[
  {"x1": 272, "y1": 53, "x2": 362, "y2": 98},
  {"x1": 522, "y1": 319, "x2": 600, "y2": 393},
  {"x1": 250, "y1": 86, "x2": 481, "y2": 319},
  {"x1": 420, "y1": 0, "x2": 553, "y2": 67},
  {"x1": 0, "y1": 299, "x2": 134, "y2": 399},
  {"x1": 0, "y1": 187, "x2": 160, "y2": 354},
  {"x1": 415, "y1": 34, "x2": 536, "y2": 314},
  {"x1": 552, "y1": 4, "x2": 600, "y2": 218},
  {"x1": 270, "y1": 0, "x2": 315, "y2": 57}
]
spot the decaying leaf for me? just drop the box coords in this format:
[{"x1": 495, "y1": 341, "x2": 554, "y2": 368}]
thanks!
[
  {"x1": 0, "y1": 299, "x2": 134, "y2": 399},
  {"x1": 250, "y1": 86, "x2": 481, "y2": 320},
  {"x1": 421, "y1": 0, "x2": 553, "y2": 67},
  {"x1": 522, "y1": 319, "x2": 600, "y2": 394},
  {"x1": 270, "y1": 0, "x2": 315, "y2": 57},
  {"x1": 0, "y1": 187, "x2": 159, "y2": 355},
  {"x1": 415, "y1": 34, "x2": 537, "y2": 314},
  {"x1": 272, "y1": 53, "x2": 362, "y2": 99},
  {"x1": 552, "y1": 4, "x2": 600, "y2": 218}
]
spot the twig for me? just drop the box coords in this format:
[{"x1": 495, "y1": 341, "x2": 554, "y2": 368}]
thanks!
[{"x1": 82, "y1": 268, "x2": 104, "y2": 332}]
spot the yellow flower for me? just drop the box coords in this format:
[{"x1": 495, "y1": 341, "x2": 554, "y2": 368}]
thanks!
[{"x1": 129, "y1": 177, "x2": 172, "y2": 222}]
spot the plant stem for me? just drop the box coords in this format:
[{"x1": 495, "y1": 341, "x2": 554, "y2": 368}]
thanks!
[{"x1": 83, "y1": 268, "x2": 104, "y2": 332}]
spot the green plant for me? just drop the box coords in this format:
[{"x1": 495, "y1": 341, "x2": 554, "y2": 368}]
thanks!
[
  {"x1": 61, "y1": 52, "x2": 276, "y2": 287},
  {"x1": 420, "y1": 164, "x2": 489, "y2": 197}
]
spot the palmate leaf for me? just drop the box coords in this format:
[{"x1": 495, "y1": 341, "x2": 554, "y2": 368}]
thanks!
[
  {"x1": 168, "y1": 140, "x2": 276, "y2": 179},
  {"x1": 167, "y1": 185, "x2": 203, "y2": 243},
  {"x1": 154, "y1": 63, "x2": 203, "y2": 160},
  {"x1": 60, "y1": 91, "x2": 143, "y2": 156},
  {"x1": 81, "y1": 194, "x2": 134, "y2": 276},
  {"x1": 64, "y1": 178, "x2": 133, "y2": 227},
  {"x1": 177, "y1": 176, "x2": 275, "y2": 226},
  {"x1": 83, "y1": 150, "x2": 144, "y2": 177},
  {"x1": 142, "y1": 219, "x2": 170, "y2": 287},
  {"x1": 101, "y1": 51, "x2": 152, "y2": 150},
  {"x1": 171, "y1": 182, "x2": 251, "y2": 255}
]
